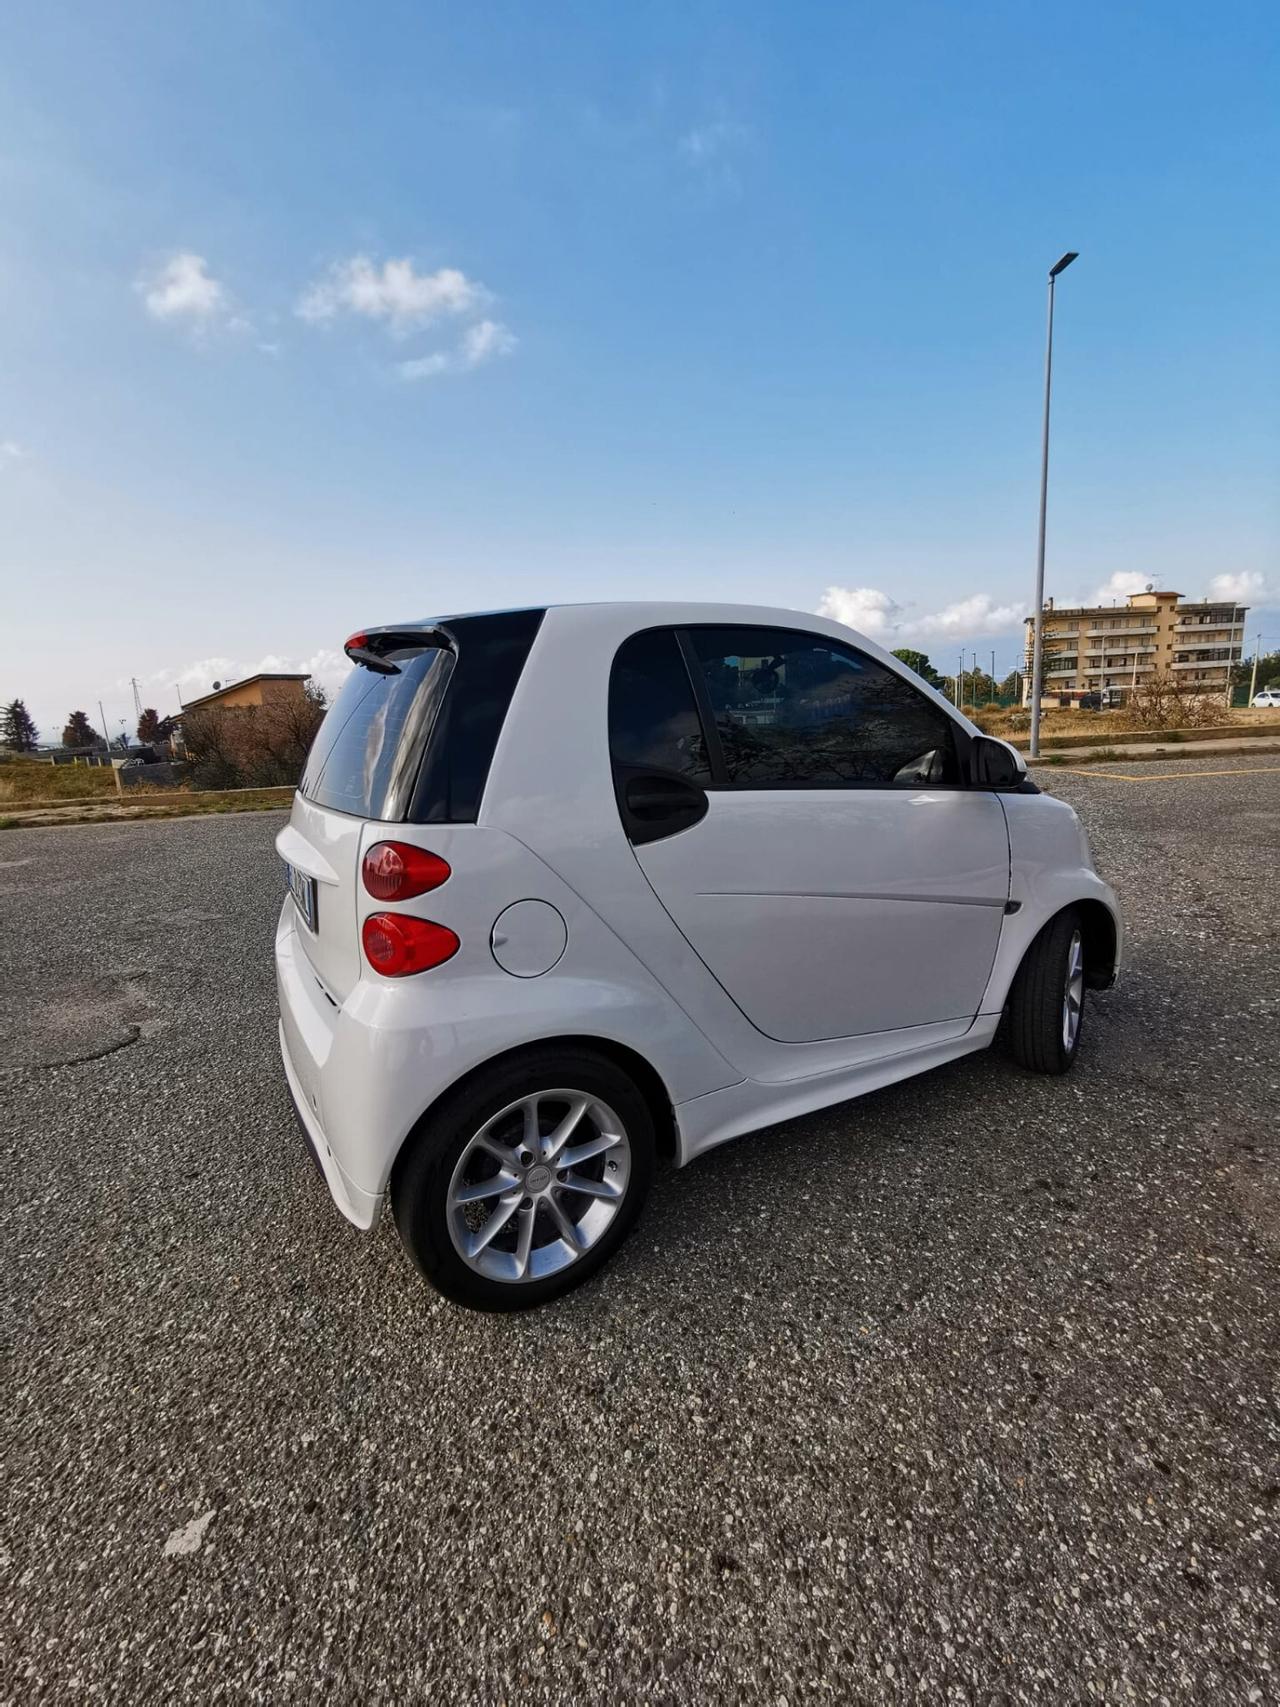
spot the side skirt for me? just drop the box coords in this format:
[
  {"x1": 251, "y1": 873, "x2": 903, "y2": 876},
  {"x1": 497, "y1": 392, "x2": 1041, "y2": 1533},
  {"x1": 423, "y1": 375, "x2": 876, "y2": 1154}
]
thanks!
[{"x1": 671, "y1": 1016, "x2": 1000, "y2": 1166}]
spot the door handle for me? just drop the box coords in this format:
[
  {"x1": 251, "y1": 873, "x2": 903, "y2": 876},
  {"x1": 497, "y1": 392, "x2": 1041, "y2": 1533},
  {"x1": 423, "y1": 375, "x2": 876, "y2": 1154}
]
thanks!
[
  {"x1": 627, "y1": 780, "x2": 698, "y2": 813},
  {"x1": 619, "y1": 769, "x2": 709, "y2": 844}
]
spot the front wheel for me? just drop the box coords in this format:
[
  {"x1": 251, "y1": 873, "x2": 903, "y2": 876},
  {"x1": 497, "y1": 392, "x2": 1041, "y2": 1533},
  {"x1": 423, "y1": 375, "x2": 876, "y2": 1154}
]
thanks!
[
  {"x1": 391, "y1": 1048, "x2": 655, "y2": 1311},
  {"x1": 1004, "y1": 908, "x2": 1086, "y2": 1075}
]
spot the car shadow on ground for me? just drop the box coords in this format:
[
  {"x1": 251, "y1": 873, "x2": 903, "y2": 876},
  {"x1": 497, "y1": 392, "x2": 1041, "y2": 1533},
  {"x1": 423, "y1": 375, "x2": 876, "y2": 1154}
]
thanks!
[{"x1": 560, "y1": 1023, "x2": 1123, "y2": 1325}]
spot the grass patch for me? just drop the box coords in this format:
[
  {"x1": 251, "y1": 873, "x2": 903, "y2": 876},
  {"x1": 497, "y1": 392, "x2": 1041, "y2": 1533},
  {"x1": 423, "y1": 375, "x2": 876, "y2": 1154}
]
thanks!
[
  {"x1": 0, "y1": 760, "x2": 117, "y2": 804},
  {"x1": 0, "y1": 783, "x2": 294, "y2": 830}
]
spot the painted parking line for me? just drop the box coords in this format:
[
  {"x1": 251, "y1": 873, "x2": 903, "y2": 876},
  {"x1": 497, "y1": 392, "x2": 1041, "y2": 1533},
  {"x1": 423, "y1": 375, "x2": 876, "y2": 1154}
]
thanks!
[{"x1": 1054, "y1": 765, "x2": 1280, "y2": 783}]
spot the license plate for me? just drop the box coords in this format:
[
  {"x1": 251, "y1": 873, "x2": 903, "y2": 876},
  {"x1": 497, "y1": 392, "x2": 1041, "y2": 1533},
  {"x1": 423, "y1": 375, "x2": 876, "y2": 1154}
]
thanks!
[{"x1": 284, "y1": 862, "x2": 318, "y2": 933}]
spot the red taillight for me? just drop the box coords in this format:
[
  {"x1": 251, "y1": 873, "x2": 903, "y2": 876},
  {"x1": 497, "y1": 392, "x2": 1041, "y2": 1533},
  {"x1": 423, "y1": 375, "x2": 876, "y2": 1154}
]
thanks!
[
  {"x1": 362, "y1": 841, "x2": 451, "y2": 901},
  {"x1": 362, "y1": 913, "x2": 459, "y2": 977}
]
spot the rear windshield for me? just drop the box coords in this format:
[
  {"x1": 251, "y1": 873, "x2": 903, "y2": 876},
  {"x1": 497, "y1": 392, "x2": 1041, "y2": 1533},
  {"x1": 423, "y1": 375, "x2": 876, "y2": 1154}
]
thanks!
[{"x1": 299, "y1": 646, "x2": 454, "y2": 819}]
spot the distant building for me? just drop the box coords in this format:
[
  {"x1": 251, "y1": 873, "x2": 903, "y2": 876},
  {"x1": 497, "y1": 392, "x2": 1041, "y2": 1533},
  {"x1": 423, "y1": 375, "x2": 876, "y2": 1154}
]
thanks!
[
  {"x1": 170, "y1": 672, "x2": 312, "y2": 757},
  {"x1": 179, "y1": 672, "x2": 311, "y2": 714},
  {"x1": 1024, "y1": 589, "x2": 1247, "y2": 705}
]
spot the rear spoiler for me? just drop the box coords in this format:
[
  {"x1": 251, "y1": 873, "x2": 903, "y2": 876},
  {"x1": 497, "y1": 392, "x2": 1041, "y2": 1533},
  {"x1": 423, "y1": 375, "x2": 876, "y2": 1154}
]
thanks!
[{"x1": 343, "y1": 625, "x2": 455, "y2": 676}]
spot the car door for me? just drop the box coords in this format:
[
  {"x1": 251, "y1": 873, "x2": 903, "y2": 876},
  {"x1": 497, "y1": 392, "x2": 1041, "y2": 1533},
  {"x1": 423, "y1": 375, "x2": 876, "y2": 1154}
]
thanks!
[{"x1": 609, "y1": 625, "x2": 1010, "y2": 1045}]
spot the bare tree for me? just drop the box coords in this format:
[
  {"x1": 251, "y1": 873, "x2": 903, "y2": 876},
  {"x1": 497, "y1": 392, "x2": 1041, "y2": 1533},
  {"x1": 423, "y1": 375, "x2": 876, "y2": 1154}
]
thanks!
[
  {"x1": 1125, "y1": 673, "x2": 1221, "y2": 729},
  {"x1": 180, "y1": 685, "x2": 328, "y2": 790}
]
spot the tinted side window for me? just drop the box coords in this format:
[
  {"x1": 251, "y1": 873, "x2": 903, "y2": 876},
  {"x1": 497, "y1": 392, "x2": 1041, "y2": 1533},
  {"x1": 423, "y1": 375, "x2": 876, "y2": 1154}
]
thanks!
[
  {"x1": 609, "y1": 629, "x2": 711, "y2": 780},
  {"x1": 410, "y1": 607, "x2": 545, "y2": 822},
  {"x1": 686, "y1": 626, "x2": 959, "y2": 786}
]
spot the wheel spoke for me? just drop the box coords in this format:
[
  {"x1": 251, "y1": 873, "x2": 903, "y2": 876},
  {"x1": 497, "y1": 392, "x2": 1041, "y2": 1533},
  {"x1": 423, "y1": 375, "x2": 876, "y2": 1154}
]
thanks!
[
  {"x1": 543, "y1": 1096, "x2": 590, "y2": 1161},
  {"x1": 475, "y1": 1132, "x2": 521, "y2": 1170},
  {"x1": 547, "y1": 1193, "x2": 586, "y2": 1250},
  {"x1": 513, "y1": 1205, "x2": 536, "y2": 1277},
  {"x1": 467, "y1": 1193, "x2": 519, "y2": 1254},
  {"x1": 453, "y1": 1170, "x2": 518, "y2": 1204},
  {"x1": 559, "y1": 1171, "x2": 622, "y2": 1201},
  {"x1": 520, "y1": 1098, "x2": 541, "y2": 1155},
  {"x1": 559, "y1": 1130, "x2": 622, "y2": 1170}
]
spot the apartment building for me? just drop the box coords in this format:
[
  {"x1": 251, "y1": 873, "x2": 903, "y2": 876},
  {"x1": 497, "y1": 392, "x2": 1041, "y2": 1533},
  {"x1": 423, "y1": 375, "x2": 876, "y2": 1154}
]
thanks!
[{"x1": 1023, "y1": 588, "x2": 1247, "y2": 704}]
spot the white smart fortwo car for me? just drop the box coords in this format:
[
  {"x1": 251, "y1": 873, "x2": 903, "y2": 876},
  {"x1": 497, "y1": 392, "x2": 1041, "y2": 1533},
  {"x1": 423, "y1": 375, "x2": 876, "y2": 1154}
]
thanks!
[{"x1": 275, "y1": 603, "x2": 1121, "y2": 1309}]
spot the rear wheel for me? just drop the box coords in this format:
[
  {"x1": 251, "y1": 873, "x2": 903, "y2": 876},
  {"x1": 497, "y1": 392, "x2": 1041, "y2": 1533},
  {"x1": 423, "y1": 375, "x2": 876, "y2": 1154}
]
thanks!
[
  {"x1": 392, "y1": 1048, "x2": 655, "y2": 1310},
  {"x1": 1005, "y1": 908, "x2": 1086, "y2": 1075}
]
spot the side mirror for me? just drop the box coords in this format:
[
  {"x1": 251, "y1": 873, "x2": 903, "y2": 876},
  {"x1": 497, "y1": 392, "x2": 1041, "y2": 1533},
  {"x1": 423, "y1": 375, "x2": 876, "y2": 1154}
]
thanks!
[{"x1": 971, "y1": 734, "x2": 1027, "y2": 789}]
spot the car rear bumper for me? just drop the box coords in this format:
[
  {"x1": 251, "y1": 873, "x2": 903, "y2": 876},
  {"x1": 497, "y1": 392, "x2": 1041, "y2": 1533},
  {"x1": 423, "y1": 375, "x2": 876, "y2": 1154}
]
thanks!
[
  {"x1": 279, "y1": 1019, "x2": 384, "y2": 1230},
  {"x1": 275, "y1": 899, "x2": 385, "y2": 1230}
]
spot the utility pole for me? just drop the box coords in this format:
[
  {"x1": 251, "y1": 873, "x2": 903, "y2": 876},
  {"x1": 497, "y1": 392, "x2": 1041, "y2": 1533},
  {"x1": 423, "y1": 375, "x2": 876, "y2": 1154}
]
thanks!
[
  {"x1": 97, "y1": 700, "x2": 111, "y2": 749},
  {"x1": 1224, "y1": 604, "x2": 1239, "y2": 708},
  {"x1": 1030, "y1": 250, "x2": 1079, "y2": 758},
  {"x1": 1248, "y1": 631, "x2": 1261, "y2": 704}
]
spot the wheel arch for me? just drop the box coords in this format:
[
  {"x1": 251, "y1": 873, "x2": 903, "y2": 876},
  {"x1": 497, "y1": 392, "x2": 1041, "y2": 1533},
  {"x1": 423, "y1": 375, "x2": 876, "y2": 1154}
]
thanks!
[
  {"x1": 388, "y1": 1033, "x2": 679, "y2": 1199},
  {"x1": 1075, "y1": 898, "x2": 1118, "y2": 990},
  {"x1": 1006, "y1": 897, "x2": 1118, "y2": 995}
]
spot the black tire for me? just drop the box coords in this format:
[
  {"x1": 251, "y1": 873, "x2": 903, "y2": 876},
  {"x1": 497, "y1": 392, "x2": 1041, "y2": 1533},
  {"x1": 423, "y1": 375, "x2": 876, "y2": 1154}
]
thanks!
[
  {"x1": 1004, "y1": 907, "x2": 1086, "y2": 1075},
  {"x1": 391, "y1": 1047, "x2": 656, "y2": 1311}
]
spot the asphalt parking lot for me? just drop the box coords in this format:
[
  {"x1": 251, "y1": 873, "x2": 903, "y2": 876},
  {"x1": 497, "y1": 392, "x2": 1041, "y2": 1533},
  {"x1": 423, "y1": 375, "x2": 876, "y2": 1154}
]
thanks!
[{"x1": 2, "y1": 757, "x2": 1277, "y2": 1703}]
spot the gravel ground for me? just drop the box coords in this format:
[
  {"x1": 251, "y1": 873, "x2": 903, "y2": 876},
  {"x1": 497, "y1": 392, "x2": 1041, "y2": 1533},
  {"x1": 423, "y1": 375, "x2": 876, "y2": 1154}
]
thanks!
[{"x1": 2, "y1": 758, "x2": 1277, "y2": 1704}]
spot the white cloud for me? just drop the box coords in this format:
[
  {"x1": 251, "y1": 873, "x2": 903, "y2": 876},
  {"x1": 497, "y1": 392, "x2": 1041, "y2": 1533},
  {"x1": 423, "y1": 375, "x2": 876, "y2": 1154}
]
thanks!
[
  {"x1": 461, "y1": 318, "x2": 516, "y2": 364},
  {"x1": 138, "y1": 253, "x2": 234, "y2": 328},
  {"x1": 397, "y1": 351, "x2": 452, "y2": 382},
  {"x1": 911, "y1": 592, "x2": 1026, "y2": 638},
  {"x1": 297, "y1": 257, "x2": 486, "y2": 336},
  {"x1": 815, "y1": 586, "x2": 903, "y2": 637},
  {"x1": 398, "y1": 318, "x2": 517, "y2": 382},
  {"x1": 1206, "y1": 570, "x2": 1270, "y2": 603},
  {"x1": 0, "y1": 439, "x2": 23, "y2": 468},
  {"x1": 678, "y1": 117, "x2": 749, "y2": 193},
  {"x1": 816, "y1": 585, "x2": 1026, "y2": 643},
  {"x1": 1090, "y1": 570, "x2": 1153, "y2": 604},
  {"x1": 679, "y1": 118, "x2": 749, "y2": 165}
]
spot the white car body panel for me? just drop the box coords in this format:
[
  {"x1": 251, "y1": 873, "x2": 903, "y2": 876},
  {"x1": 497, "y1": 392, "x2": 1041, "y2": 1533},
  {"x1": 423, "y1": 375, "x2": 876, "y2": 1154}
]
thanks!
[
  {"x1": 634, "y1": 788, "x2": 1009, "y2": 1041},
  {"x1": 274, "y1": 600, "x2": 1122, "y2": 1227}
]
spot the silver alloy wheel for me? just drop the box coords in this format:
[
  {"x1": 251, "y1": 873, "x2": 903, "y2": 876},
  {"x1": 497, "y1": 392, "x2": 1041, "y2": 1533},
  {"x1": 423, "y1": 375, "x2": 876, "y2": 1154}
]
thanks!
[
  {"x1": 1062, "y1": 928, "x2": 1084, "y2": 1051},
  {"x1": 445, "y1": 1090, "x2": 632, "y2": 1284}
]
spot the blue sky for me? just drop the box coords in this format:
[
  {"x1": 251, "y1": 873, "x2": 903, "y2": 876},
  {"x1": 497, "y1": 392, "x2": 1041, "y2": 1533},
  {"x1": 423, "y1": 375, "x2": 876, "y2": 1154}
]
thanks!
[{"x1": 2, "y1": 0, "x2": 1277, "y2": 738}]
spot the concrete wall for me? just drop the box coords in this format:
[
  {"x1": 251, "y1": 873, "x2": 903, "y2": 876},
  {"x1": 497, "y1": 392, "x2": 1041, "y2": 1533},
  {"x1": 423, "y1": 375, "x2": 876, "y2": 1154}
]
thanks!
[{"x1": 114, "y1": 761, "x2": 192, "y2": 793}]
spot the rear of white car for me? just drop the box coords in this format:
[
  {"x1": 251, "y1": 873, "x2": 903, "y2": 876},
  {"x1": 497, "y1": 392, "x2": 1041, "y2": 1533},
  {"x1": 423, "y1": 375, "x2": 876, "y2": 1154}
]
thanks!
[{"x1": 275, "y1": 609, "x2": 553, "y2": 1227}]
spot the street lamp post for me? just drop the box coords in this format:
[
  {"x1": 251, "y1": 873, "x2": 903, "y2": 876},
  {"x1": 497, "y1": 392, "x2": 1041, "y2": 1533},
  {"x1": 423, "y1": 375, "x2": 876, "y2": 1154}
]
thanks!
[{"x1": 1029, "y1": 250, "x2": 1079, "y2": 758}]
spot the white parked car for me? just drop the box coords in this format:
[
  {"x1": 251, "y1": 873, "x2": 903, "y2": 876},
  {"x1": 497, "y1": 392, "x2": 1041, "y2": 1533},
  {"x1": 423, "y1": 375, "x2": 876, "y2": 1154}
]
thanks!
[
  {"x1": 275, "y1": 603, "x2": 1121, "y2": 1309},
  {"x1": 1252, "y1": 688, "x2": 1280, "y2": 708}
]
